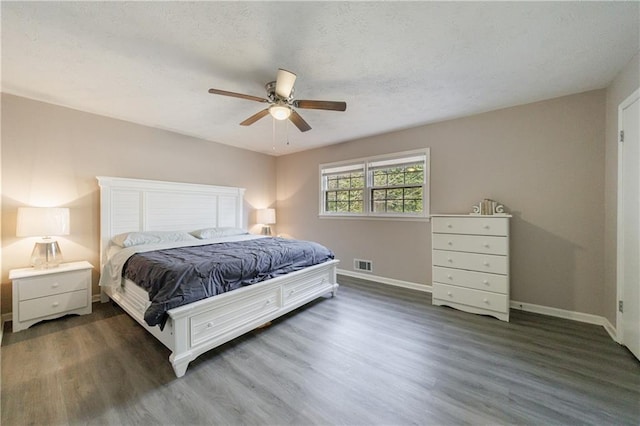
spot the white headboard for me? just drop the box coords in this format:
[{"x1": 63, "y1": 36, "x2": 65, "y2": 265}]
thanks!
[{"x1": 97, "y1": 176, "x2": 246, "y2": 267}]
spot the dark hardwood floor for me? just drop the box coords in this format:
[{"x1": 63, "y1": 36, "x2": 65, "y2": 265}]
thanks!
[{"x1": 2, "y1": 276, "x2": 639, "y2": 425}]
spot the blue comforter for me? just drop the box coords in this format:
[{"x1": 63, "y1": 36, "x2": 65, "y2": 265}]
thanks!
[{"x1": 122, "y1": 237, "x2": 334, "y2": 327}]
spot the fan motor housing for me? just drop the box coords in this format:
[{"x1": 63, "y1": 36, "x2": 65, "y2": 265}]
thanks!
[{"x1": 265, "y1": 81, "x2": 294, "y2": 103}]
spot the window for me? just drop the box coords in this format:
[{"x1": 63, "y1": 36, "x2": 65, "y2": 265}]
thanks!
[{"x1": 320, "y1": 149, "x2": 429, "y2": 218}]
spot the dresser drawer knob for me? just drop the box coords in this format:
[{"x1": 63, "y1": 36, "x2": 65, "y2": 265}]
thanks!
[
  {"x1": 483, "y1": 243, "x2": 490, "y2": 248},
  {"x1": 207, "y1": 322, "x2": 214, "y2": 328},
  {"x1": 447, "y1": 274, "x2": 453, "y2": 279},
  {"x1": 483, "y1": 298, "x2": 489, "y2": 304},
  {"x1": 52, "y1": 301, "x2": 59, "y2": 307},
  {"x1": 447, "y1": 258, "x2": 453, "y2": 263},
  {"x1": 483, "y1": 261, "x2": 490, "y2": 266},
  {"x1": 52, "y1": 282, "x2": 60, "y2": 288},
  {"x1": 447, "y1": 291, "x2": 452, "y2": 297},
  {"x1": 483, "y1": 279, "x2": 489, "y2": 285},
  {"x1": 447, "y1": 223, "x2": 452, "y2": 228},
  {"x1": 447, "y1": 241, "x2": 453, "y2": 246},
  {"x1": 483, "y1": 224, "x2": 490, "y2": 229}
]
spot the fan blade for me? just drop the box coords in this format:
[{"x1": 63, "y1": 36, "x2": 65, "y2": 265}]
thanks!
[
  {"x1": 275, "y1": 69, "x2": 297, "y2": 98},
  {"x1": 294, "y1": 100, "x2": 347, "y2": 111},
  {"x1": 289, "y1": 110, "x2": 312, "y2": 132},
  {"x1": 240, "y1": 108, "x2": 270, "y2": 126},
  {"x1": 208, "y1": 88, "x2": 268, "y2": 103}
]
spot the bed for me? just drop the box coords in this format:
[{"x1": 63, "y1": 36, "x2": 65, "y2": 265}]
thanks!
[{"x1": 97, "y1": 176, "x2": 339, "y2": 377}]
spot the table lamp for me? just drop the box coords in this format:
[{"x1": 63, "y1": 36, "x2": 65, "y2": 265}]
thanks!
[
  {"x1": 256, "y1": 208, "x2": 276, "y2": 236},
  {"x1": 16, "y1": 207, "x2": 70, "y2": 268}
]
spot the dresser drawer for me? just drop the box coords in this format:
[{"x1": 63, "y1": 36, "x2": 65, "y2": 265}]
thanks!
[
  {"x1": 432, "y1": 283, "x2": 508, "y2": 314},
  {"x1": 190, "y1": 287, "x2": 281, "y2": 347},
  {"x1": 433, "y1": 249, "x2": 508, "y2": 275},
  {"x1": 19, "y1": 289, "x2": 88, "y2": 322},
  {"x1": 17, "y1": 269, "x2": 90, "y2": 301},
  {"x1": 432, "y1": 234, "x2": 508, "y2": 255},
  {"x1": 432, "y1": 216, "x2": 508, "y2": 236},
  {"x1": 433, "y1": 266, "x2": 508, "y2": 294}
]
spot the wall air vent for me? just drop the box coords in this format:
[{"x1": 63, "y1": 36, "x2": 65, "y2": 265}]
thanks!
[{"x1": 354, "y1": 259, "x2": 373, "y2": 272}]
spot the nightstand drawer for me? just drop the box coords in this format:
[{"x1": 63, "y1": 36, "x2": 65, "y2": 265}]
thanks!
[
  {"x1": 19, "y1": 289, "x2": 88, "y2": 322},
  {"x1": 17, "y1": 269, "x2": 90, "y2": 301},
  {"x1": 432, "y1": 216, "x2": 508, "y2": 236},
  {"x1": 432, "y1": 234, "x2": 508, "y2": 255},
  {"x1": 433, "y1": 249, "x2": 508, "y2": 275}
]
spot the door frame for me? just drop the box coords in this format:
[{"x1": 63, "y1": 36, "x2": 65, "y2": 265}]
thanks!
[{"x1": 616, "y1": 88, "x2": 640, "y2": 343}]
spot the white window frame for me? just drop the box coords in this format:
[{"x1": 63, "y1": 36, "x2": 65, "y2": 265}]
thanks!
[{"x1": 319, "y1": 148, "x2": 430, "y2": 220}]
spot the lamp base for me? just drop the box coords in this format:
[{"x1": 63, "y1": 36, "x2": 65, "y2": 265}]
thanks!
[
  {"x1": 261, "y1": 226, "x2": 272, "y2": 236},
  {"x1": 30, "y1": 241, "x2": 63, "y2": 269}
]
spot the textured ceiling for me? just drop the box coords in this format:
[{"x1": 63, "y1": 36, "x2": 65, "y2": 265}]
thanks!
[{"x1": 2, "y1": 2, "x2": 638, "y2": 156}]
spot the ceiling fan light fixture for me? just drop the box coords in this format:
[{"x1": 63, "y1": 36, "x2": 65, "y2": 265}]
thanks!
[{"x1": 269, "y1": 104, "x2": 292, "y2": 120}]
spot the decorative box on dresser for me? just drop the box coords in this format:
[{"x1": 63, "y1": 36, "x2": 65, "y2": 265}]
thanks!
[
  {"x1": 10, "y1": 261, "x2": 93, "y2": 332},
  {"x1": 431, "y1": 214, "x2": 511, "y2": 321}
]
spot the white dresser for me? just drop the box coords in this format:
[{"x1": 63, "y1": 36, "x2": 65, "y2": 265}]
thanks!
[
  {"x1": 431, "y1": 214, "x2": 511, "y2": 321},
  {"x1": 10, "y1": 261, "x2": 93, "y2": 332}
]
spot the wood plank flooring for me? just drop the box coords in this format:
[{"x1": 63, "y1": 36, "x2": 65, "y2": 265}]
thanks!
[{"x1": 2, "y1": 276, "x2": 639, "y2": 425}]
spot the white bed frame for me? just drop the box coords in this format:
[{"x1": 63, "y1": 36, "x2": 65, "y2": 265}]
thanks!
[{"x1": 97, "y1": 176, "x2": 339, "y2": 377}]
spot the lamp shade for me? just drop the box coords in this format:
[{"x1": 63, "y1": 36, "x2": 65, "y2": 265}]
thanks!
[
  {"x1": 257, "y1": 208, "x2": 276, "y2": 225},
  {"x1": 16, "y1": 207, "x2": 70, "y2": 237}
]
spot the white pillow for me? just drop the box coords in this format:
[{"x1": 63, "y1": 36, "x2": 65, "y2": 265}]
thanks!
[
  {"x1": 111, "y1": 231, "x2": 198, "y2": 248},
  {"x1": 190, "y1": 227, "x2": 248, "y2": 239}
]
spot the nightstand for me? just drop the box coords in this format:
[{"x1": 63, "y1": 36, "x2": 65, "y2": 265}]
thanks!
[{"x1": 10, "y1": 261, "x2": 93, "y2": 332}]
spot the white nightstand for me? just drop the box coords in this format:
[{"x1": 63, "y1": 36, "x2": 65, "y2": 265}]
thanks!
[{"x1": 10, "y1": 261, "x2": 94, "y2": 332}]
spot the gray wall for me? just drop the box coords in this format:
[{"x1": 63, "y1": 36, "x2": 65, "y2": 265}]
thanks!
[
  {"x1": 1, "y1": 93, "x2": 277, "y2": 313},
  {"x1": 277, "y1": 90, "x2": 607, "y2": 316}
]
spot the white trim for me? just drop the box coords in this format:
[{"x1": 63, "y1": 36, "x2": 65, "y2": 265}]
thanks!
[
  {"x1": 337, "y1": 269, "x2": 431, "y2": 293},
  {"x1": 510, "y1": 300, "x2": 613, "y2": 328},
  {"x1": 319, "y1": 148, "x2": 430, "y2": 219},
  {"x1": 337, "y1": 270, "x2": 619, "y2": 343},
  {"x1": 616, "y1": 88, "x2": 640, "y2": 345},
  {"x1": 603, "y1": 318, "x2": 618, "y2": 342}
]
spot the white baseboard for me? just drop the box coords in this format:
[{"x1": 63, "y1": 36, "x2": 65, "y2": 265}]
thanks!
[
  {"x1": 602, "y1": 318, "x2": 618, "y2": 342},
  {"x1": 509, "y1": 300, "x2": 604, "y2": 325},
  {"x1": 337, "y1": 269, "x2": 431, "y2": 293},
  {"x1": 337, "y1": 270, "x2": 618, "y2": 342}
]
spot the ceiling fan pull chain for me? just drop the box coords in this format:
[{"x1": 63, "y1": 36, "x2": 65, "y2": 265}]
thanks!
[
  {"x1": 286, "y1": 120, "x2": 290, "y2": 146},
  {"x1": 272, "y1": 117, "x2": 276, "y2": 152}
]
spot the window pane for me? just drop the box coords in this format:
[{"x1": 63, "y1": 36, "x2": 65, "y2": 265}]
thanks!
[
  {"x1": 388, "y1": 189, "x2": 403, "y2": 199},
  {"x1": 322, "y1": 150, "x2": 428, "y2": 216}
]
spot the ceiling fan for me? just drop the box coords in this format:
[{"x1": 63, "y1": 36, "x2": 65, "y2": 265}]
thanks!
[{"x1": 208, "y1": 69, "x2": 346, "y2": 132}]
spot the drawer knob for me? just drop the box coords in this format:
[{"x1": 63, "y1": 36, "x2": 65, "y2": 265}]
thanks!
[
  {"x1": 447, "y1": 291, "x2": 452, "y2": 297},
  {"x1": 483, "y1": 298, "x2": 489, "y2": 304},
  {"x1": 447, "y1": 258, "x2": 453, "y2": 263},
  {"x1": 483, "y1": 261, "x2": 490, "y2": 266},
  {"x1": 52, "y1": 301, "x2": 59, "y2": 307},
  {"x1": 447, "y1": 223, "x2": 452, "y2": 228},
  {"x1": 447, "y1": 241, "x2": 453, "y2": 246},
  {"x1": 207, "y1": 322, "x2": 214, "y2": 328},
  {"x1": 447, "y1": 274, "x2": 453, "y2": 279},
  {"x1": 483, "y1": 243, "x2": 490, "y2": 248},
  {"x1": 265, "y1": 300, "x2": 270, "y2": 305},
  {"x1": 483, "y1": 224, "x2": 490, "y2": 229},
  {"x1": 483, "y1": 279, "x2": 489, "y2": 285},
  {"x1": 52, "y1": 282, "x2": 60, "y2": 288}
]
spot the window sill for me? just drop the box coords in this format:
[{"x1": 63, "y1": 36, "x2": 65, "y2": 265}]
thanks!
[{"x1": 318, "y1": 214, "x2": 431, "y2": 222}]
